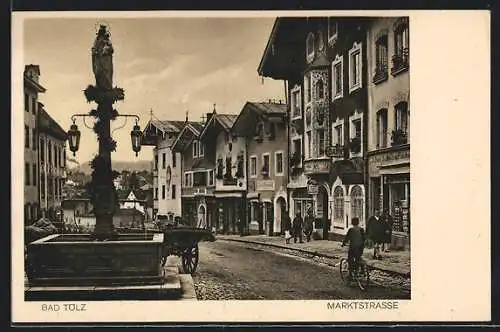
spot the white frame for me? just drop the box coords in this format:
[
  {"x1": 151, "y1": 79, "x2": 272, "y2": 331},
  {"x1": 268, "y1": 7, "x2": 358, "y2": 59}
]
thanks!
[
  {"x1": 332, "y1": 117, "x2": 344, "y2": 146},
  {"x1": 290, "y1": 84, "x2": 302, "y2": 120},
  {"x1": 348, "y1": 110, "x2": 363, "y2": 158},
  {"x1": 327, "y1": 18, "x2": 338, "y2": 45},
  {"x1": 262, "y1": 153, "x2": 271, "y2": 177},
  {"x1": 331, "y1": 54, "x2": 344, "y2": 101},
  {"x1": 184, "y1": 171, "x2": 193, "y2": 187},
  {"x1": 306, "y1": 32, "x2": 315, "y2": 64},
  {"x1": 207, "y1": 169, "x2": 215, "y2": 186},
  {"x1": 199, "y1": 141, "x2": 205, "y2": 157},
  {"x1": 274, "y1": 150, "x2": 284, "y2": 176},
  {"x1": 348, "y1": 41, "x2": 363, "y2": 93},
  {"x1": 249, "y1": 155, "x2": 258, "y2": 178},
  {"x1": 303, "y1": 72, "x2": 312, "y2": 106},
  {"x1": 192, "y1": 140, "x2": 198, "y2": 158}
]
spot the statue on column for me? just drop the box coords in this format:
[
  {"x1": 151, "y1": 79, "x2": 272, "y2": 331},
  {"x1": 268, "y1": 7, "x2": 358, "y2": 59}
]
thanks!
[{"x1": 92, "y1": 25, "x2": 114, "y2": 90}]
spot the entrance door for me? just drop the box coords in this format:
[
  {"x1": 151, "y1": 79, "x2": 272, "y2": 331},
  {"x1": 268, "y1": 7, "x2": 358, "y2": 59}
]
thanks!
[
  {"x1": 275, "y1": 197, "x2": 286, "y2": 235},
  {"x1": 318, "y1": 186, "x2": 329, "y2": 239},
  {"x1": 197, "y1": 205, "x2": 206, "y2": 229}
]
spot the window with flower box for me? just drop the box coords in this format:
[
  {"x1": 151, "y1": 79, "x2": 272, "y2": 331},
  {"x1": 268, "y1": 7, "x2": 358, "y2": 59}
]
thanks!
[
  {"x1": 392, "y1": 19, "x2": 409, "y2": 76},
  {"x1": 392, "y1": 102, "x2": 409, "y2": 146}
]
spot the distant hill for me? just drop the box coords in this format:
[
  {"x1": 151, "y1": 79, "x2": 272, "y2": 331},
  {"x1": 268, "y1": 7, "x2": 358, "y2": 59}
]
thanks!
[{"x1": 70, "y1": 160, "x2": 152, "y2": 174}]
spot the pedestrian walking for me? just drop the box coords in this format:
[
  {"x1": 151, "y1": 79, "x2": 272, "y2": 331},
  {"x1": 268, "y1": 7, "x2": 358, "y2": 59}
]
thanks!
[
  {"x1": 292, "y1": 212, "x2": 304, "y2": 244},
  {"x1": 341, "y1": 217, "x2": 366, "y2": 280},
  {"x1": 366, "y1": 209, "x2": 384, "y2": 259},
  {"x1": 381, "y1": 209, "x2": 393, "y2": 252},
  {"x1": 282, "y1": 210, "x2": 292, "y2": 244},
  {"x1": 303, "y1": 209, "x2": 314, "y2": 242}
]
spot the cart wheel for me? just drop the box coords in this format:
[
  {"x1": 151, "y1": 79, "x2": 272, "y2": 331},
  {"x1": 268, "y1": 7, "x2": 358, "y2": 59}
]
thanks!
[{"x1": 181, "y1": 243, "x2": 199, "y2": 274}]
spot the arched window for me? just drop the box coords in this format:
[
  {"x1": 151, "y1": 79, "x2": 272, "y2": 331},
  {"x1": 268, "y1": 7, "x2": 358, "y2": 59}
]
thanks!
[
  {"x1": 350, "y1": 185, "x2": 364, "y2": 223},
  {"x1": 333, "y1": 186, "x2": 344, "y2": 224}
]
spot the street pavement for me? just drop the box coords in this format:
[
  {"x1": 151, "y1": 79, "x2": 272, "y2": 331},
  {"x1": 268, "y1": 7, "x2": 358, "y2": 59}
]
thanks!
[
  {"x1": 192, "y1": 240, "x2": 411, "y2": 300},
  {"x1": 218, "y1": 234, "x2": 411, "y2": 277}
]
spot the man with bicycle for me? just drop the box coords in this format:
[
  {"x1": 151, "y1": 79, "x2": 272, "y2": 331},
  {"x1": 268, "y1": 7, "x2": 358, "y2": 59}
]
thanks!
[{"x1": 341, "y1": 217, "x2": 365, "y2": 281}]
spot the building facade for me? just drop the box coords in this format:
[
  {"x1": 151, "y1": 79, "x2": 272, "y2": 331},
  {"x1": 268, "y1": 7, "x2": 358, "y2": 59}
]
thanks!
[
  {"x1": 199, "y1": 111, "x2": 244, "y2": 234},
  {"x1": 38, "y1": 104, "x2": 68, "y2": 228},
  {"x1": 24, "y1": 65, "x2": 46, "y2": 224},
  {"x1": 366, "y1": 17, "x2": 410, "y2": 249},
  {"x1": 172, "y1": 120, "x2": 215, "y2": 228},
  {"x1": 232, "y1": 101, "x2": 288, "y2": 236},
  {"x1": 258, "y1": 17, "x2": 370, "y2": 240},
  {"x1": 141, "y1": 119, "x2": 184, "y2": 220}
]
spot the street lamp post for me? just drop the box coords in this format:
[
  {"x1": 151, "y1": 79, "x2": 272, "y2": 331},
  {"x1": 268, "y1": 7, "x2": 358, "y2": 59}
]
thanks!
[{"x1": 67, "y1": 24, "x2": 142, "y2": 241}]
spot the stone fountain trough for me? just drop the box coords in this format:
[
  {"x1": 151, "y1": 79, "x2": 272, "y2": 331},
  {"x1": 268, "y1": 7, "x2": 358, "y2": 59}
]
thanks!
[{"x1": 24, "y1": 233, "x2": 182, "y2": 300}]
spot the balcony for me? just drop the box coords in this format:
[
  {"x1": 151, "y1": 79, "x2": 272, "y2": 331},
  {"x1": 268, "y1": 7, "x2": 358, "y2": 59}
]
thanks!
[
  {"x1": 391, "y1": 129, "x2": 408, "y2": 146},
  {"x1": 391, "y1": 48, "x2": 409, "y2": 76},
  {"x1": 373, "y1": 65, "x2": 388, "y2": 84},
  {"x1": 327, "y1": 145, "x2": 345, "y2": 160},
  {"x1": 303, "y1": 158, "x2": 331, "y2": 175}
]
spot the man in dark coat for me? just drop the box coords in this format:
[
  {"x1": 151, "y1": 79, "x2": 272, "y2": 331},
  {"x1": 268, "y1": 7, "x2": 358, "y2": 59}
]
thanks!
[
  {"x1": 292, "y1": 212, "x2": 304, "y2": 243},
  {"x1": 366, "y1": 209, "x2": 384, "y2": 259},
  {"x1": 381, "y1": 209, "x2": 394, "y2": 252},
  {"x1": 303, "y1": 209, "x2": 314, "y2": 242},
  {"x1": 282, "y1": 211, "x2": 292, "y2": 244}
]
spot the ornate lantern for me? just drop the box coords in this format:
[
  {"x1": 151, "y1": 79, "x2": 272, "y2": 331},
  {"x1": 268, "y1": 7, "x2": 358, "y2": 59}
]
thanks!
[
  {"x1": 67, "y1": 122, "x2": 81, "y2": 156},
  {"x1": 130, "y1": 122, "x2": 142, "y2": 156}
]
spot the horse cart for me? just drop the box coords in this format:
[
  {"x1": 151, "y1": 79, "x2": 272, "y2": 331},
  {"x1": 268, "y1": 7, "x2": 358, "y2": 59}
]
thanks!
[{"x1": 159, "y1": 227, "x2": 216, "y2": 274}]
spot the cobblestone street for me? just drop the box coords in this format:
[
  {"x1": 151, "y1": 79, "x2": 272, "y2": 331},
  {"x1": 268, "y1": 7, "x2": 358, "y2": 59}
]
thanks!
[{"x1": 193, "y1": 240, "x2": 410, "y2": 300}]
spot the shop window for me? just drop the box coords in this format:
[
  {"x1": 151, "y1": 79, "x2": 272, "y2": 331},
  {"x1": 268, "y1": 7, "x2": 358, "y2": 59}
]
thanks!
[
  {"x1": 350, "y1": 185, "x2": 364, "y2": 224},
  {"x1": 333, "y1": 186, "x2": 344, "y2": 225}
]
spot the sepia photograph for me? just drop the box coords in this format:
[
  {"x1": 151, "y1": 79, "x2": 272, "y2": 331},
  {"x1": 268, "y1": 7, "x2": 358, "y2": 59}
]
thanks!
[{"x1": 13, "y1": 10, "x2": 490, "y2": 323}]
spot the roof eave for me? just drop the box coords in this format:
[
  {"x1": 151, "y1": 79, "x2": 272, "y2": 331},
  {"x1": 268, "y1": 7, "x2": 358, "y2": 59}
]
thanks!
[{"x1": 24, "y1": 77, "x2": 46, "y2": 93}]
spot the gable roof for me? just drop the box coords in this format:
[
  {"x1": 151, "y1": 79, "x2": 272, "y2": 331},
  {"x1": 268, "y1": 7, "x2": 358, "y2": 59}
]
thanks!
[
  {"x1": 232, "y1": 101, "x2": 287, "y2": 136},
  {"x1": 38, "y1": 105, "x2": 68, "y2": 141},
  {"x1": 171, "y1": 122, "x2": 203, "y2": 152},
  {"x1": 199, "y1": 113, "x2": 238, "y2": 140}
]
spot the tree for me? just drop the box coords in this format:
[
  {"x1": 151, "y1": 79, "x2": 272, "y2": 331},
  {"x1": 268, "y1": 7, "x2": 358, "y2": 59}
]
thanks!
[{"x1": 128, "y1": 171, "x2": 139, "y2": 191}]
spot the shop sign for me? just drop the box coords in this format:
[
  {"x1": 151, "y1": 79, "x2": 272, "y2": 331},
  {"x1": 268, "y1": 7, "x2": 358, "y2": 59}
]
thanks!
[
  {"x1": 256, "y1": 180, "x2": 275, "y2": 191},
  {"x1": 304, "y1": 159, "x2": 330, "y2": 174},
  {"x1": 369, "y1": 147, "x2": 410, "y2": 166}
]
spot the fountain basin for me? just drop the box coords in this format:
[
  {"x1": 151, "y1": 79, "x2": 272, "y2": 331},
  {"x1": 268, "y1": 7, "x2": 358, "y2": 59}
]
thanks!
[{"x1": 26, "y1": 233, "x2": 164, "y2": 287}]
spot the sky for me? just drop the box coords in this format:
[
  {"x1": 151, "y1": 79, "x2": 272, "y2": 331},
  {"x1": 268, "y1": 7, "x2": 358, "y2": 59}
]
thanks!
[{"x1": 23, "y1": 17, "x2": 285, "y2": 164}]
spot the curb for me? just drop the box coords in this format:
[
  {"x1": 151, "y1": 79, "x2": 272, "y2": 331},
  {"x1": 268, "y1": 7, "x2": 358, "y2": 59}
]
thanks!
[{"x1": 218, "y1": 237, "x2": 410, "y2": 278}]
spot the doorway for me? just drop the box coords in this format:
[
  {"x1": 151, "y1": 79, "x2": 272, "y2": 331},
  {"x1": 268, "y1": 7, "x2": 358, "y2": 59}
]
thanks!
[
  {"x1": 197, "y1": 205, "x2": 206, "y2": 229},
  {"x1": 275, "y1": 196, "x2": 286, "y2": 235}
]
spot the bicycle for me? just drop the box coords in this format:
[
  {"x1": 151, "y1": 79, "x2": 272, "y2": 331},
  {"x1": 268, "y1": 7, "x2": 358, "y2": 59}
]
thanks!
[{"x1": 338, "y1": 248, "x2": 370, "y2": 291}]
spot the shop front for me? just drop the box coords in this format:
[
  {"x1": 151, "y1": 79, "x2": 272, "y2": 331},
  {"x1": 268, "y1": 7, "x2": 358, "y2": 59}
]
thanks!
[
  {"x1": 367, "y1": 144, "x2": 410, "y2": 249},
  {"x1": 215, "y1": 192, "x2": 246, "y2": 235}
]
